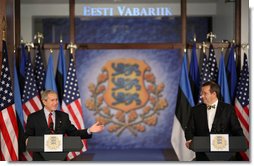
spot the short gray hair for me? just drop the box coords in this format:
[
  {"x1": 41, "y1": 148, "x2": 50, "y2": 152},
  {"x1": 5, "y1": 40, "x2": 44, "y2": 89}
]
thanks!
[{"x1": 41, "y1": 90, "x2": 57, "y2": 100}]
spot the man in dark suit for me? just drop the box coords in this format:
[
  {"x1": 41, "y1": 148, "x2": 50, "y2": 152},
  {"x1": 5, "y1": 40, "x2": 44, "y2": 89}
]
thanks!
[
  {"x1": 185, "y1": 81, "x2": 244, "y2": 161},
  {"x1": 25, "y1": 90, "x2": 104, "y2": 161}
]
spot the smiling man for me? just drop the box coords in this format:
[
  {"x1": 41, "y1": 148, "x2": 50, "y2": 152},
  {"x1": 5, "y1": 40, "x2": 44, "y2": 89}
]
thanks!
[
  {"x1": 184, "y1": 81, "x2": 243, "y2": 161},
  {"x1": 25, "y1": 90, "x2": 104, "y2": 161}
]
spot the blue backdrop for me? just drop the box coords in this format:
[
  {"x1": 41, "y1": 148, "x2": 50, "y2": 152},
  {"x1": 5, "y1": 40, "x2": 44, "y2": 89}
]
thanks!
[
  {"x1": 39, "y1": 16, "x2": 211, "y2": 152},
  {"x1": 76, "y1": 49, "x2": 181, "y2": 149}
]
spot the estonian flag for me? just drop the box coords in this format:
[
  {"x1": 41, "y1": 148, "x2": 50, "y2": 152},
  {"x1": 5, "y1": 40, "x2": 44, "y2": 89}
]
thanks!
[
  {"x1": 218, "y1": 52, "x2": 230, "y2": 104},
  {"x1": 45, "y1": 52, "x2": 60, "y2": 110},
  {"x1": 56, "y1": 44, "x2": 67, "y2": 105},
  {"x1": 171, "y1": 51, "x2": 195, "y2": 161}
]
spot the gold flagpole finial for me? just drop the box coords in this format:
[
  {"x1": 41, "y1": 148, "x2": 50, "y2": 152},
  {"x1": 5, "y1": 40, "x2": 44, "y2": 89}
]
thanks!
[
  {"x1": 34, "y1": 32, "x2": 44, "y2": 44},
  {"x1": 25, "y1": 42, "x2": 34, "y2": 53},
  {"x1": 202, "y1": 41, "x2": 208, "y2": 54},
  {"x1": 2, "y1": 17, "x2": 7, "y2": 41},
  {"x1": 207, "y1": 32, "x2": 216, "y2": 43},
  {"x1": 241, "y1": 43, "x2": 249, "y2": 51},
  {"x1": 67, "y1": 42, "x2": 77, "y2": 54},
  {"x1": 221, "y1": 40, "x2": 224, "y2": 52}
]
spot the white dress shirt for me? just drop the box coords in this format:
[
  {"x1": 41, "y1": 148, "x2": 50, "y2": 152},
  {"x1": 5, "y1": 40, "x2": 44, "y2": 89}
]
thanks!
[{"x1": 207, "y1": 100, "x2": 218, "y2": 132}]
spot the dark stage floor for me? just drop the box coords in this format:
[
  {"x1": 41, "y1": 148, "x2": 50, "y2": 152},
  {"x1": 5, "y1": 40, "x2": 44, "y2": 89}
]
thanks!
[{"x1": 72, "y1": 149, "x2": 178, "y2": 161}]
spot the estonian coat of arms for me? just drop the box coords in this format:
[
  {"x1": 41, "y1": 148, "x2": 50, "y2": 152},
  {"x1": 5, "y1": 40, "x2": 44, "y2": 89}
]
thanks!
[{"x1": 85, "y1": 58, "x2": 168, "y2": 136}]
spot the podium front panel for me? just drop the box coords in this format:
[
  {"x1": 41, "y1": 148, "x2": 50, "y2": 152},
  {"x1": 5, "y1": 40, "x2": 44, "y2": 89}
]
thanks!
[{"x1": 27, "y1": 136, "x2": 83, "y2": 152}]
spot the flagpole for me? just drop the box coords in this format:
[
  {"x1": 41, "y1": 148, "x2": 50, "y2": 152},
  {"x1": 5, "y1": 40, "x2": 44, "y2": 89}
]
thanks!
[
  {"x1": 0, "y1": 17, "x2": 6, "y2": 161},
  {"x1": 67, "y1": 42, "x2": 77, "y2": 55}
]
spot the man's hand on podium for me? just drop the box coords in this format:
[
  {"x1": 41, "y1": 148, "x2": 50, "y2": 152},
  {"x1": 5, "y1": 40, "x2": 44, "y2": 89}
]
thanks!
[
  {"x1": 89, "y1": 121, "x2": 104, "y2": 133},
  {"x1": 185, "y1": 140, "x2": 192, "y2": 149}
]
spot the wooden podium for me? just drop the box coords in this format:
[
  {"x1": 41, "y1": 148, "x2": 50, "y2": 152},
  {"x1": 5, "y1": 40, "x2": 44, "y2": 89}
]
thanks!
[
  {"x1": 27, "y1": 136, "x2": 83, "y2": 161},
  {"x1": 190, "y1": 136, "x2": 248, "y2": 161}
]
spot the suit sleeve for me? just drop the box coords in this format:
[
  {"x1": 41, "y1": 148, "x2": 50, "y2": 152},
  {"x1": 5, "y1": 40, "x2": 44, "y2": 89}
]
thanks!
[
  {"x1": 63, "y1": 114, "x2": 92, "y2": 139},
  {"x1": 24, "y1": 114, "x2": 35, "y2": 140},
  {"x1": 185, "y1": 107, "x2": 195, "y2": 141}
]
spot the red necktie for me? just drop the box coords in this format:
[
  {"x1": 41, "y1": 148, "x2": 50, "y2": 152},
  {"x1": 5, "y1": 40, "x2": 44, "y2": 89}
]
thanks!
[{"x1": 48, "y1": 112, "x2": 53, "y2": 128}]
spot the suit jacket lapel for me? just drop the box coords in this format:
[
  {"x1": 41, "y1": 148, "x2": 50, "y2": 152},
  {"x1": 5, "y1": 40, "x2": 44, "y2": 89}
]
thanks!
[
  {"x1": 211, "y1": 102, "x2": 223, "y2": 132},
  {"x1": 39, "y1": 109, "x2": 48, "y2": 128}
]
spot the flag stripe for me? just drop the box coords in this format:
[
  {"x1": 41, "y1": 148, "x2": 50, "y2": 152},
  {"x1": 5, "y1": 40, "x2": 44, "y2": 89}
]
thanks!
[
  {"x1": 189, "y1": 43, "x2": 200, "y2": 104},
  {"x1": 0, "y1": 106, "x2": 18, "y2": 161},
  {"x1": 21, "y1": 51, "x2": 42, "y2": 161},
  {"x1": 61, "y1": 55, "x2": 87, "y2": 160},
  {"x1": 67, "y1": 104, "x2": 81, "y2": 129},
  {"x1": 0, "y1": 40, "x2": 19, "y2": 161},
  {"x1": 22, "y1": 102, "x2": 35, "y2": 120},
  {"x1": 171, "y1": 116, "x2": 195, "y2": 160},
  {"x1": 72, "y1": 100, "x2": 84, "y2": 127},
  {"x1": 7, "y1": 105, "x2": 19, "y2": 138},
  {"x1": 234, "y1": 54, "x2": 249, "y2": 161},
  {"x1": 22, "y1": 96, "x2": 42, "y2": 121},
  {"x1": 240, "y1": 151, "x2": 249, "y2": 160},
  {"x1": 235, "y1": 100, "x2": 249, "y2": 125},
  {"x1": 235, "y1": 102, "x2": 249, "y2": 132},
  {"x1": 74, "y1": 99, "x2": 84, "y2": 119},
  {"x1": 243, "y1": 106, "x2": 249, "y2": 116},
  {"x1": 171, "y1": 53, "x2": 195, "y2": 161},
  {"x1": 62, "y1": 101, "x2": 81, "y2": 129},
  {"x1": 29, "y1": 96, "x2": 41, "y2": 112},
  {"x1": 0, "y1": 149, "x2": 4, "y2": 160},
  {"x1": 22, "y1": 105, "x2": 30, "y2": 121},
  {"x1": 175, "y1": 87, "x2": 193, "y2": 129}
]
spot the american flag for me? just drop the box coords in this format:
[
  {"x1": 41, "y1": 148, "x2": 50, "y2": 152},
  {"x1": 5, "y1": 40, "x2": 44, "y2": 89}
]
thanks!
[
  {"x1": 234, "y1": 53, "x2": 249, "y2": 160},
  {"x1": 200, "y1": 53, "x2": 209, "y2": 84},
  {"x1": 34, "y1": 44, "x2": 46, "y2": 94},
  {"x1": 61, "y1": 54, "x2": 87, "y2": 160},
  {"x1": 198, "y1": 52, "x2": 208, "y2": 103},
  {"x1": 198, "y1": 45, "x2": 218, "y2": 102},
  {"x1": 0, "y1": 40, "x2": 19, "y2": 161},
  {"x1": 22, "y1": 53, "x2": 42, "y2": 123},
  {"x1": 207, "y1": 44, "x2": 218, "y2": 82}
]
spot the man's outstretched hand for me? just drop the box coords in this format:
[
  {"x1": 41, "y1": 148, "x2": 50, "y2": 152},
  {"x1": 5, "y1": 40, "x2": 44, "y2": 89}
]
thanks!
[
  {"x1": 89, "y1": 121, "x2": 104, "y2": 133},
  {"x1": 185, "y1": 140, "x2": 192, "y2": 149}
]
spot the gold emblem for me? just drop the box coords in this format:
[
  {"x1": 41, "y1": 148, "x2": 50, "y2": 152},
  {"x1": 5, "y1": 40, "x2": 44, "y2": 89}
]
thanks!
[
  {"x1": 86, "y1": 58, "x2": 168, "y2": 136},
  {"x1": 46, "y1": 136, "x2": 61, "y2": 150},
  {"x1": 212, "y1": 135, "x2": 228, "y2": 150}
]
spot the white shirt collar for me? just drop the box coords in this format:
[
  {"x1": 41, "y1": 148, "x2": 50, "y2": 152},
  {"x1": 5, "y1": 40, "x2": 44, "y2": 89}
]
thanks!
[{"x1": 44, "y1": 108, "x2": 55, "y2": 117}]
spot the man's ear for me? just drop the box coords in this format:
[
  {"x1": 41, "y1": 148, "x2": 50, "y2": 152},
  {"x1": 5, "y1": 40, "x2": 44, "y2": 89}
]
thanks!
[
  {"x1": 212, "y1": 92, "x2": 217, "y2": 98},
  {"x1": 42, "y1": 99, "x2": 46, "y2": 105}
]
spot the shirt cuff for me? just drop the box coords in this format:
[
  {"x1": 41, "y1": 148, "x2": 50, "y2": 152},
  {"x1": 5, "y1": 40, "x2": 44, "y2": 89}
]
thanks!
[{"x1": 87, "y1": 128, "x2": 92, "y2": 135}]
